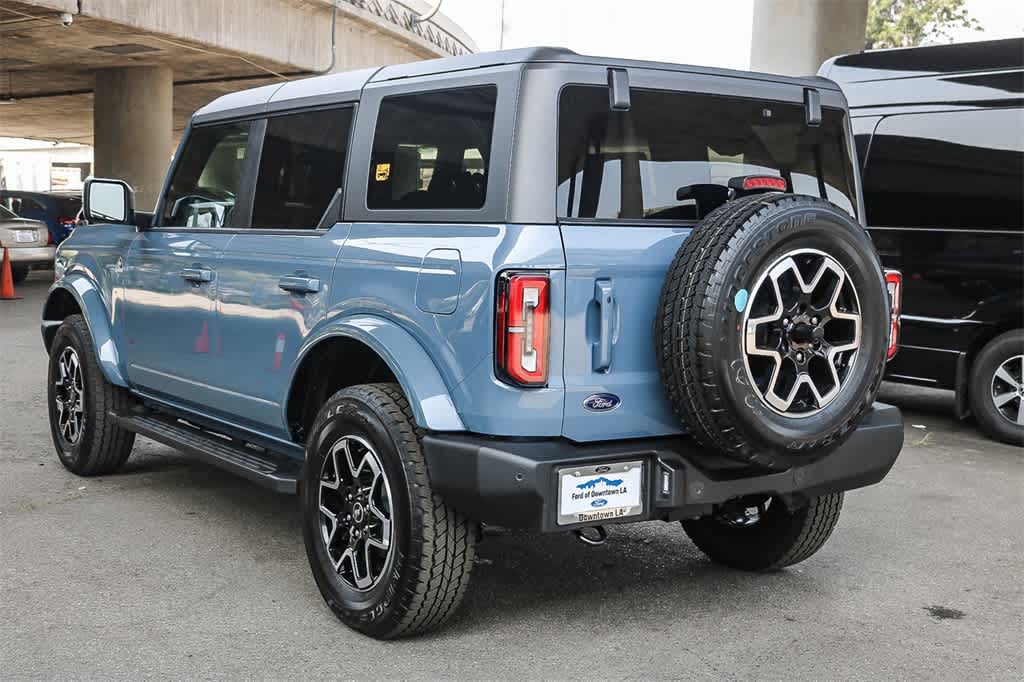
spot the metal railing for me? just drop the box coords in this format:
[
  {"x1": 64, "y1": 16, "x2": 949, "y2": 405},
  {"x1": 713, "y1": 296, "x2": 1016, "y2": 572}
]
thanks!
[{"x1": 339, "y1": 0, "x2": 474, "y2": 56}]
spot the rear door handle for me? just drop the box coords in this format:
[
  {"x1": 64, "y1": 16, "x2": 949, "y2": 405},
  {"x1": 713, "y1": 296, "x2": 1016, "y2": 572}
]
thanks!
[
  {"x1": 180, "y1": 267, "x2": 213, "y2": 283},
  {"x1": 593, "y1": 279, "x2": 615, "y2": 373},
  {"x1": 278, "y1": 274, "x2": 321, "y2": 294}
]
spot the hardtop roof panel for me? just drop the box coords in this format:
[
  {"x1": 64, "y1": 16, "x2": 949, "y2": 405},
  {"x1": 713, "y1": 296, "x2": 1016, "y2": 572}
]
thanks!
[{"x1": 193, "y1": 47, "x2": 842, "y2": 124}]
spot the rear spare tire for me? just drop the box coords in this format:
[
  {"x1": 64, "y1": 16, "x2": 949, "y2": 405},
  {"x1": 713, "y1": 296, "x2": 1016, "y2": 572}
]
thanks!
[{"x1": 657, "y1": 193, "x2": 888, "y2": 469}]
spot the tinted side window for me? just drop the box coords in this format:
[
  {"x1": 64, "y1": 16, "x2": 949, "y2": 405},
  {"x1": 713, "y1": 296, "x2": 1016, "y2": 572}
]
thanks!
[
  {"x1": 159, "y1": 121, "x2": 251, "y2": 228},
  {"x1": 20, "y1": 198, "x2": 46, "y2": 213},
  {"x1": 251, "y1": 108, "x2": 353, "y2": 229},
  {"x1": 368, "y1": 86, "x2": 497, "y2": 210},
  {"x1": 863, "y1": 108, "x2": 1024, "y2": 230},
  {"x1": 557, "y1": 86, "x2": 856, "y2": 221}
]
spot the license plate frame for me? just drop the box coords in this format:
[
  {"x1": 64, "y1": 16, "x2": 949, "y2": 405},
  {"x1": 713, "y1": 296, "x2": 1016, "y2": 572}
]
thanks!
[
  {"x1": 556, "y1": 460, "x2": 645, "y2": 526},
  {"x1": 14, "y1": 229, "x2": 36, "y2": 243}
]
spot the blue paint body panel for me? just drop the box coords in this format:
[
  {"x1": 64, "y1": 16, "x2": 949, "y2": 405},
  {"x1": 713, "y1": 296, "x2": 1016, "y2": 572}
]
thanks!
[
  {"x1": 415, "y1": 248, "x2": 462, "y2": 315},
  {"x1": 120, "y1": 230, "x2": 234, "y2": 409},
  {"x1": 214, "y1": 225, "x2": 349, "y2": 435},
  {"x1": 43, "y1": 217, "x2": 693, "y2": 446},
  {"x1": 560, "y1": 224, "x2": 690, "y2": 441},
  {"x1": 41, "y1": 224, "x2": 139, "y2": 386}
]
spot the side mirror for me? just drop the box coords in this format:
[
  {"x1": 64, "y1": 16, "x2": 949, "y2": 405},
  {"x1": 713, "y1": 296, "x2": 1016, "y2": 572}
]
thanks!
[{"x1": 83, "y1": 177, "x2": 135, "y2": 225}]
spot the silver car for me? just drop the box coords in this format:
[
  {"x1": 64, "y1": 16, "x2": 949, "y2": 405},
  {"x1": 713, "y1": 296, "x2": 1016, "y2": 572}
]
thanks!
[{"x1": 0, "y1": 204, "x2": 54, "y2": 284}]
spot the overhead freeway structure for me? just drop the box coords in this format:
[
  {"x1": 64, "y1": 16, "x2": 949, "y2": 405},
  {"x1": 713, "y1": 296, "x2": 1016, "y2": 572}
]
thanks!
[{"x1": 0, "y1": 0, "x2": 476, "y2": 207}]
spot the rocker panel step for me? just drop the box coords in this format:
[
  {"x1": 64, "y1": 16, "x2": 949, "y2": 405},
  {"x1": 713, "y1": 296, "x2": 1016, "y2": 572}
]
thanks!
[{"x1": 115, "y1": 412, "x2": 301, "y2": 494}]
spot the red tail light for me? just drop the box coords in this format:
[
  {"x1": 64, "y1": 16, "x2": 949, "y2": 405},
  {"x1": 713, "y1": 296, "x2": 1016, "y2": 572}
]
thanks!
[
  {"x1": 496, "y1": 271, "x2": 550, "y2": 386},
  {"x1": 742, "y1": 176, "x2": 787, "y2": 191},
  {"x1": 884, "y1": 270, "x2": 902, "y2": 360}
]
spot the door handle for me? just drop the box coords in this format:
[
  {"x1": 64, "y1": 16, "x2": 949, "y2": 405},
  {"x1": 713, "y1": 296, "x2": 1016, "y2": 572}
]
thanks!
[
  {"x1": 593, "y1": 279, "x2": 615, "y2": 373},
  {"x1": 278, "y1": 274, "x2": 321, "y2": 294},
  {"x1": 180, "y1": 267, "x2": 213, "y2": 283}
]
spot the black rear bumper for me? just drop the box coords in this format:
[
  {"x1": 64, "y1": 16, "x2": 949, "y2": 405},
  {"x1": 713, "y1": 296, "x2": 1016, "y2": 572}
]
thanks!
[{"x1": 422, "y1": 403, "x2": 904, "y2": 533}]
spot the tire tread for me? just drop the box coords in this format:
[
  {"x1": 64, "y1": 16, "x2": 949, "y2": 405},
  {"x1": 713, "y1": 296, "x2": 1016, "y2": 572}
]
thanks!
[
  {"x1": 656, "y1": 193, "x2": 886, "y2": 469},
  {"x1": 49, "y1": 314, "x2": 135, "y2": 476}
]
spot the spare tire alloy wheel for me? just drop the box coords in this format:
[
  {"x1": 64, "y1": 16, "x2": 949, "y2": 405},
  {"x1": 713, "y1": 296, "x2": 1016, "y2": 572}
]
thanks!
[
  {"x1": 743, "y1": 248, "x2": 861, "y2": 417},
  {"x1": 317, "y1": 435, "x2": 394, "y2": 591},
  {"x1": 657, "y1": 193, "x2": 889, "y2": 470}
]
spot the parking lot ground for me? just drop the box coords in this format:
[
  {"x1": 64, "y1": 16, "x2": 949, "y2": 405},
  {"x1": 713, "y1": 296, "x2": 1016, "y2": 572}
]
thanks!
[{"x1": 2, "y1": 271, "x2": 1022, "y2": 679}]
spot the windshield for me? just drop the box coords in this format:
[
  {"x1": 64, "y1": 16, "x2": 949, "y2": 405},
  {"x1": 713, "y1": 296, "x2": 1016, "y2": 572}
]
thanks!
[{"x1": 557, "y1": 86, "x2": 856, "y2": 221}]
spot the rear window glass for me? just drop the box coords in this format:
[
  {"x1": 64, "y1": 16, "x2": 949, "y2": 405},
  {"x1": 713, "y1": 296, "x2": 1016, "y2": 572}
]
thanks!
[
  {"x1": 56, "y1": 198, "x2": 81, "y2": 216},
  {"x1": 368, "y1": 86, "x2": 497, "y2": 210},
  {"x1": 557, "y1": 86, "x2": 856, "y2": 221}
]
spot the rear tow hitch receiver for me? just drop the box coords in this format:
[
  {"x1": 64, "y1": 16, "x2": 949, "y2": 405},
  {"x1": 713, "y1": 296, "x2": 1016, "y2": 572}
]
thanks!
[
  {"x1": 714, "y1": 496, "x2": 772, "y2": 527},
  {"x1": 573, "y1": 525, "x2": 608, "y2": 546}
]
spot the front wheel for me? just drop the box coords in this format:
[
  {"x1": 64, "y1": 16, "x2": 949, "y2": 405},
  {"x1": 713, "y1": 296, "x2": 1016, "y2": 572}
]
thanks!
[
  {"x1": 969, "y1": 330, "x2": 1023, "y2": 446},
  {"x1": 682, "y1": 493, "x2": 843, "y2": 571},
  {"x1": 301, "y1": 383, "x2": 475, "y2": 639},
  {"x1": 47, "y1": 314, "x2": 136, "y2": 475}
]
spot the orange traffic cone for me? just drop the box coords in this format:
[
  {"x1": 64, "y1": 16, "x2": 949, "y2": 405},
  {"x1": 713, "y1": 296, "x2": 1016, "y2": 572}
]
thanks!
[{"x1": 0, "y1": 247, "x2": 19, "y2": 301}]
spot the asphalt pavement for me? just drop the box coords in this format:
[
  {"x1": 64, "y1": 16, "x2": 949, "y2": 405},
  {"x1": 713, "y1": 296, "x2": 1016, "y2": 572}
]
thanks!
[{"x1": 2, "y1": 270, "x2": 1022, "y2": 679}]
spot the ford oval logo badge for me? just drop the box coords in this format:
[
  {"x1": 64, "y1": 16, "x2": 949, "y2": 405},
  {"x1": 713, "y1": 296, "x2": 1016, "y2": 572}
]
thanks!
[
  {"x1": 591, "y1": 498, "x2": 609, "y2": 508},
  {"x1": 583, "y1": 393, "x2": 621, "y2": 412}
]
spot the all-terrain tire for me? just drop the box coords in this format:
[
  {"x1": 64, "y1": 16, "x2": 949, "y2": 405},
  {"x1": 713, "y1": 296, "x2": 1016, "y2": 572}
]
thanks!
[
  {"x1": 47, "y1": 314, "x2": 136, "y2": 475},
  {"x1": 968, "y1": 329, "x2": 1024, "y2": 446},
  {"x1": 682, "y1": 493, "x2": 844, "y2": 571},
  {"x1": 301, "y1": 383, "x2": 475, "y2": 639},
  {"x1": 657, "y1": 193, "x2": 889, "y2": 470}
]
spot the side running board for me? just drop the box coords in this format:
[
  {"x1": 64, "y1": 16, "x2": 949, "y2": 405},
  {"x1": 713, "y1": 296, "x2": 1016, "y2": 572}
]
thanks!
[{"x1": 114, "y1": 410, "x2": 301, "y2": 494}]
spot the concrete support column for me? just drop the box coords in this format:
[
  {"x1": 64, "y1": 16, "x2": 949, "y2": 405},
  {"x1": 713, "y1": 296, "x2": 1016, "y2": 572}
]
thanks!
[
  {"x1": 750, "y1": 0, "x2": 870, "y2": 76},
  {"x1": 93, "y1": 66, "x2": 173, "y2": 210}
]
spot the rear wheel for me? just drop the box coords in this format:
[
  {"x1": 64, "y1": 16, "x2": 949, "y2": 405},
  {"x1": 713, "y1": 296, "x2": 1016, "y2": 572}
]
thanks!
[
  {"x1": 968, "y1": 330, "x2": 1024, "y2": 446},
  {"x1": 47, "y1": 315, "x2": 136, "y2": 475},
  {"x1": 682, "y1": 493, "x2": 843, "y2": 571},
  {"x1": 301, "y1": 383, "x2": 475, "y2": 639}
]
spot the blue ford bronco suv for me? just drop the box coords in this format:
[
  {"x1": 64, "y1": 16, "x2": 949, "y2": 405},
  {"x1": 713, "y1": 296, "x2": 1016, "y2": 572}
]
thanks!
[{"x1": 43, "y1": 48, "x2": 904, "y2": 639}]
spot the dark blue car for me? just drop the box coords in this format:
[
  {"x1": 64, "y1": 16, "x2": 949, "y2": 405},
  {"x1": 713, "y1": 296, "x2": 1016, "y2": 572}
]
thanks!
[{"x1": 0, "y1": 190, "x2": 81, "y2": 243}]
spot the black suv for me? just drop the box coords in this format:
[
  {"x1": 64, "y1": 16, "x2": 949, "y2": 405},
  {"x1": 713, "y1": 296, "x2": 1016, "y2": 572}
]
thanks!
[{"x1": 821, "y1": 38, "x2": 1024, "y2": 445}]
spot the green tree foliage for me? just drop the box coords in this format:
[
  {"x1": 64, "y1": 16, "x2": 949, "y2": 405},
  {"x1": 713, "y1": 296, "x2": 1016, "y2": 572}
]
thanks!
[{"x1": 865, "y1": 0, "x2": 982, "y2": 49}]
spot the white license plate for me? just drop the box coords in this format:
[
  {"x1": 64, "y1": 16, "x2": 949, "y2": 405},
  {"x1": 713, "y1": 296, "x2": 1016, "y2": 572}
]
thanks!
[
  {"x1": 557, "y1": 460, "x2": 644, "y2": 526},
  {"x1": 15, "y1": 229, "x2": 36, "y2": 243}
]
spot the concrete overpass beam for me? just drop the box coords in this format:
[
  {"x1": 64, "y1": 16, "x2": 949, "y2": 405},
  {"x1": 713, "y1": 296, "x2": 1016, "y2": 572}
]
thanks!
[
  {"x1": 750, "y1": 0, "x2": 870, "y2": 76},
  {"x1": 92, "y1": 66, "x2": 173, "y2": 210}
]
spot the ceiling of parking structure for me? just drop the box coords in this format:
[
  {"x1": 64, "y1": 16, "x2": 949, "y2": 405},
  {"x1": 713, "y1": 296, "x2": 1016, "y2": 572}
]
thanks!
[
  {"x1": 0, "y1": 0, "x2": 473, "y2": 144},
  {"x1": 0, "y1": 1, "x2": 294, "y2": 143}
]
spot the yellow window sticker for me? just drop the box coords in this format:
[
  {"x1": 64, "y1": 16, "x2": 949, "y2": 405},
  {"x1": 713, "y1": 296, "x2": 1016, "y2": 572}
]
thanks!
[{"x1": 375, "y1": 163, "x2": 391, "y2": 181}]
